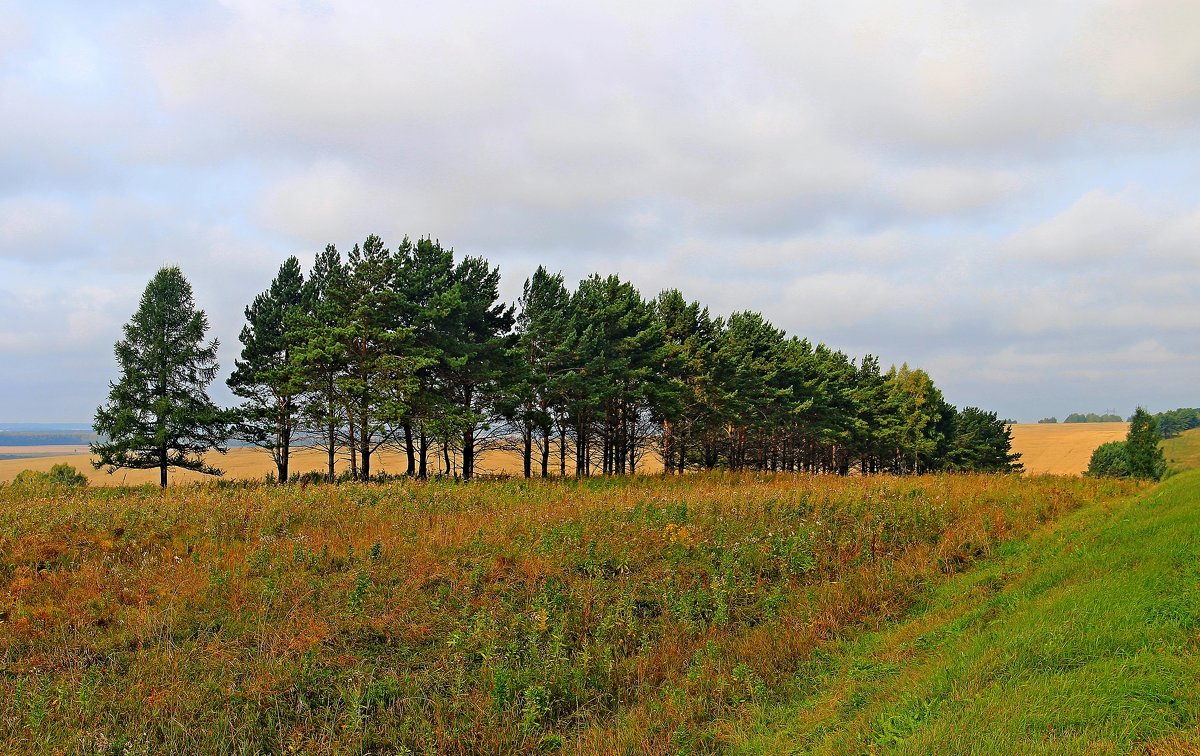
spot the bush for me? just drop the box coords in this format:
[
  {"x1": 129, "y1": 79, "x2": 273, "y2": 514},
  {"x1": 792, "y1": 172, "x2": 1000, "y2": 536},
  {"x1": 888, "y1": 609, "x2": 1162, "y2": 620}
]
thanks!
[
  {"x1": 1086, "y1": 441, "x2": 1131, "y2": 479},
  {"x1": 12, "y1": 463, "x2": 89, "y2": 488},
  {"x1": 1038, "y1": 417, "x2": 1058, "y2": 424}
]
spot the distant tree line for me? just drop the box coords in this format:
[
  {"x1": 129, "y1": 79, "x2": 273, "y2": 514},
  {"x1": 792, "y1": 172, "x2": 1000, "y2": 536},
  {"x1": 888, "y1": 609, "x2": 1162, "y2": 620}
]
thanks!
[
  {"x1": 1152, "y1": 408, "x2": 1200, "y2": 439},
  {"x1": 1062, "y1": 412, "x2": 1125, "y2": 423},
  {"x1": 93, "y1": 239, "x2": 1023, "y2": 485}
]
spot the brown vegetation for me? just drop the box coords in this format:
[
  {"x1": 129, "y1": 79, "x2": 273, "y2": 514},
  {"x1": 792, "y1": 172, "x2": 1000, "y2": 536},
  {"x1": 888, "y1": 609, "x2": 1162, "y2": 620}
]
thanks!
[{"x1": 0, "y1": 473, "x2": 1135, "y2": 753}]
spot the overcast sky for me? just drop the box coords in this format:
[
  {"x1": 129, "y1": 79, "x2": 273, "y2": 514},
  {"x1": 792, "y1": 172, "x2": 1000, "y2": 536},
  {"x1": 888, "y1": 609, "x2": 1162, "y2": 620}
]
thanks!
[{"x1": 3, "y1": 0, "x2": 1199, "y2": 423}]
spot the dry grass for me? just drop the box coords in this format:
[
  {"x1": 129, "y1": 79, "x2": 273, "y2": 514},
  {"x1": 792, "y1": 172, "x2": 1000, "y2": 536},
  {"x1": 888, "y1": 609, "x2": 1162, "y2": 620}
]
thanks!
[
  {"x1": 1007, "y1": 422, "x2": 1129, "y2": 475},
  {"x1": 0, "y1": 473, "x2": 1135, "y2": 754}
]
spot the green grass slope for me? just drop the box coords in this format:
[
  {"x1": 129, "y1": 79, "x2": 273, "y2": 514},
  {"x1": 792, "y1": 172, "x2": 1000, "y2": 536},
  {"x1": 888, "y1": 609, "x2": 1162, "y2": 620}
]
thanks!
[
  {"x1": 738, "y1": 470, "x2": 1200, "y2": 755},
  {"x1": 1163, "y1": 427, "x2": 1200, "y2": 474}
]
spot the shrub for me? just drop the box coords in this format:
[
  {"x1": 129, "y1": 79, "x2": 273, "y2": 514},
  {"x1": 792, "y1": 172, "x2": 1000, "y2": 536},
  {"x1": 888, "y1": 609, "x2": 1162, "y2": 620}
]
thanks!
[
  {"x1": 1086, "y1": 441, "x2": 1131, "y2": 478},
  {"x1": 12, "y1": 464, "x2": 89, "y2": 488}
]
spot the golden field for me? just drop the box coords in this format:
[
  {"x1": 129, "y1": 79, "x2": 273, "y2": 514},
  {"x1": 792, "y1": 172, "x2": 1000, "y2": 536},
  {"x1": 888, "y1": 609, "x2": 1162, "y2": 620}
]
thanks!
[
  {"x1": 0, "y1": 443, "x2": 665, "y2": 486},
  {"x1": 0, "y1": 423, "x2": 1128, "y2": 484},
  {"x1": 1006, "y1": 422, "x2": 1129, "y2": 475}
]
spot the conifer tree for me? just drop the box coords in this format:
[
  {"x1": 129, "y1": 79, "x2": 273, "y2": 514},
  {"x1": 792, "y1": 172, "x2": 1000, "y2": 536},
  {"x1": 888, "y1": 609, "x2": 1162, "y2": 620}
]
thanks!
[
  {"x1": 92, "y1": 267, "x2": 228, "y2": 487},
  {"x1": 338, "y1": 235, "x2": 417, "y2": 480},
  {"x1": 514, "y1": 267, "x2": 570, "y2": 477},
  {"x1": 438, "y1": 255, "x2": 515, "y2": 479},
  {"x1": 293, "y1": 245, "x2": 349, "y2": 483},
  {"x1": 227, "y1": 256, "x2": 306, "y2": 483},
  {"x1": 1126, "y1": 406, "x2": 1167, "y2": 480}
]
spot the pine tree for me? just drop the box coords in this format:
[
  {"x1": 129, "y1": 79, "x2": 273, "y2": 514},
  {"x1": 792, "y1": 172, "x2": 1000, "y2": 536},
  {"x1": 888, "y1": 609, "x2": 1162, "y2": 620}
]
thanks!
[
  {"x1": 438, "y1": 255, "x2": 516, "y2": 479},
  {"x1": 293, "y1": 245, "x2": 349, "y2": 483},
  {"x1": 1126, "y1": 406, "x2": 1167, "y2": 480},
  {"x1": 91, "y1": 267, "x2": 228, "y2": 487},
  {"x1": 514, "y1": 267, "x2": 570, "y2": 477},
  {"x1": 948, "y1": 407, "x2": 1024, "y2": 473},
  {"x1": 227, "y1": 256, "x2": 306, "y2": 483},
  {"x1": 338, "y1": 235, "x2": 417, "y2": 480}
]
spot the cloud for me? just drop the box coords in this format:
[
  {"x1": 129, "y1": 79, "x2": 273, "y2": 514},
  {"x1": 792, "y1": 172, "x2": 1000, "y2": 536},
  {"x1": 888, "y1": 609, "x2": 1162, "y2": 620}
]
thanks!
[{"x1": 3, "y1": 0, "x2": 1200, "y2": 422}]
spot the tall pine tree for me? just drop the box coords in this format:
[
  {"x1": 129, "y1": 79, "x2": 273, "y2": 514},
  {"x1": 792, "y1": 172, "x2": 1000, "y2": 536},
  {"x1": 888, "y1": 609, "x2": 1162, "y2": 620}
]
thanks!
[
  {"x1": 227, "y1": 256, "x2": 306, "y2": 483},
  {"x1": 92, "y1": 267, "x2": 228, "y2": 487}
]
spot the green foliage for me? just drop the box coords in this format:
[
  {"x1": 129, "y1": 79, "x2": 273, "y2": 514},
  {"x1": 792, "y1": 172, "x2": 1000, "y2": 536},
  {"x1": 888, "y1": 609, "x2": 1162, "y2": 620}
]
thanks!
[
  {"x1": 1153, "y1": 407, "x2": 1200, "y2": 439},
  {"x1": 1086, "y1": 410, "x2": 1167, "y2": 481},
  {"x1": 1125, "y1": 406, "x2": 1167, "y2": 481},
  {"x1": 111, "y1": 238, "x2": 1020, "y2": 481},
  {"x1": 11, "y1": 464, "x2": 88, "y2": 488},
  {"x1": 227, "y1": 256, "x2": 307, "y2": 483},
  {"x1": 1086, "y1": 441, "x2": 1131, "y2": 478},
  {"x1": 947, "y1": 407, "x2": 1023, "y2": 473},
  {"x1": 1037, "y1": 417, "x2": 1057, "y2": 424},
  {"x1": 1064, "y1": 412, "x2": 1124, "y2": 423},
  {"x1": 91, "y1": 266, "x2": 228, "y2": 487}
]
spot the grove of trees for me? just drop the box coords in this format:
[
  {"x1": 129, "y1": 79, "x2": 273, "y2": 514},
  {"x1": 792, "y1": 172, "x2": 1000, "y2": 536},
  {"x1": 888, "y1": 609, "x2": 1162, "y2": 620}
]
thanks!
[{"x1": 95, "y1": 238, "x2": 1024, "y2": 483}]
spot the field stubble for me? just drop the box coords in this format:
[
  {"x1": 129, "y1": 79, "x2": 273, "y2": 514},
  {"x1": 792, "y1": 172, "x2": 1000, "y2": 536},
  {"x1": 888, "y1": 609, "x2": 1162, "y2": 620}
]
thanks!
[{"x1": 0, "y1": 473, "x2": 1136, "y2": 754}]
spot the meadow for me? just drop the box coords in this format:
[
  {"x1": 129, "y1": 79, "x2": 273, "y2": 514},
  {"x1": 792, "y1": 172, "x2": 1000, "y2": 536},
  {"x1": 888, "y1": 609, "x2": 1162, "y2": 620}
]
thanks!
[{"x1": 0, "y1": 473, "x2": 1137, "y2": 754}]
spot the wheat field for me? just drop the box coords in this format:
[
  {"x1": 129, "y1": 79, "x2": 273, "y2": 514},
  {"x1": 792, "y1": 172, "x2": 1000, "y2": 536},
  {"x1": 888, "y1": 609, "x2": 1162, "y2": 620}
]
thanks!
[
  {"x1": 0, "y1": 423, "x2": 1128, "y2": 484},
  {"x1": 1006, "y1": 422, "x2": 1128, "y2": 475}
]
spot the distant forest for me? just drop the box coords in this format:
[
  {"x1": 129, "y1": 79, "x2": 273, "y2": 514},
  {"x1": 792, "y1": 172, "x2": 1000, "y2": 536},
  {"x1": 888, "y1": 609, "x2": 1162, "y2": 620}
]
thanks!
[
  {"x1": 95, "y1": 236, "x2": 1023, "y2": 483},
  {"x1": 1038, "y1": 413, "x2": 1125, "y2": 424}
]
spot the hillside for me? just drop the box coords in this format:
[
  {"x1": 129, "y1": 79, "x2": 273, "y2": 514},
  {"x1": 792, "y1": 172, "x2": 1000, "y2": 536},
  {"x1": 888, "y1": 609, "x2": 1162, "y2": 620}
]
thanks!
[{"x1": 737, "y1": 469, "x2": 1200, "y2": 753}]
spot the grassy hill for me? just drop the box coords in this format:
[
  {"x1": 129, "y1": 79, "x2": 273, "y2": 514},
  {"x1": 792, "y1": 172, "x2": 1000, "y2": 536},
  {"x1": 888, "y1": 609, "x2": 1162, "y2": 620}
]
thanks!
[
  {"x1": 1163, "y1": 427, "x2": 1200, "y2": 474},
  {"x1": 736, "y1": 469, "x2": 1200, "y2": 754}
]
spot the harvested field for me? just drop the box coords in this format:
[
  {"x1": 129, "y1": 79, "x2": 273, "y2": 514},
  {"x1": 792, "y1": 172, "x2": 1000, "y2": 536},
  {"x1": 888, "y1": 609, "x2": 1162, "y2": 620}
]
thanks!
[
  {"x1": 0, "y1": 445, "x2": 666, "y2": 486},
  {"x1": 1007, "y1": 422, "x2": 1128, "y2": 475},
  {"x1": 0, "y1": 423, "x2": 1126, "y2": 484}
]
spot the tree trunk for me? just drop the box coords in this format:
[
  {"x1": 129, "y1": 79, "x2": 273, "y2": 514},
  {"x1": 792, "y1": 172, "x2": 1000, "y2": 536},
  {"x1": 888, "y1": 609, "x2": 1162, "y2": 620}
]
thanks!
[
  {"x1": 559, "y1": 426, "x2": 567, "y2": 477},
  {"x1": 277, "y1": 424, "x2": 290, "y2": 484},
  {"x1": 327, "y1": 420, "x2": 336, "y2": 483},
  {"x1": 522, "y1": 420, "x2": 532, "y2": 478},
  {"x1": 463, "y1": 427, "x2": 475, "y2": 480},
  {"x1": 418, "y1": 431, "x2": 429, "y2": 479},
  {"x1": 404, "y1": 423, "x2": 415, "y2": 476},
  {"x1": 360, "y1": 424, "x2": 371, "y2": 481}
]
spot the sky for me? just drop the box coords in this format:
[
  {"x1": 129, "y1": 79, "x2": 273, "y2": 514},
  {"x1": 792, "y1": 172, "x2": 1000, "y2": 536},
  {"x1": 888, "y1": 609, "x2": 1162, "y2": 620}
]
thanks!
[{"x1": 2, "y1": 0, "x2": 1199, "y2": 423}]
